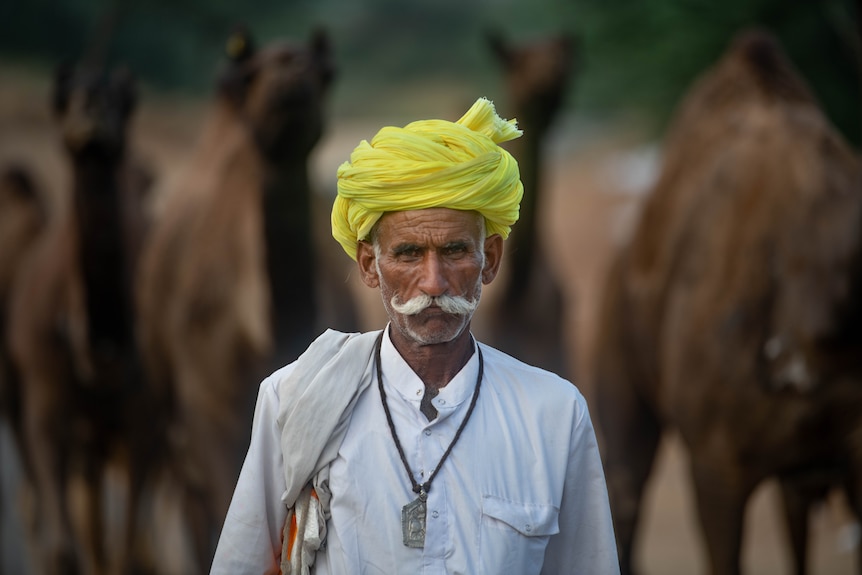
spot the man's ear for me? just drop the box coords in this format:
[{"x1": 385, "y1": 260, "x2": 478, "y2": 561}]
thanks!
[
  {"x1": 356, "y1": 240, "x2": 380, "y2": 288},
  {"x1": 482, "y1": 234, "x2": 504, "y2": 284}
]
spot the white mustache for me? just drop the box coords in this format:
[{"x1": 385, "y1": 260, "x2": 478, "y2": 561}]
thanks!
[{"x1": 390, "y1": 293, "x2": 479, "y2": 316}]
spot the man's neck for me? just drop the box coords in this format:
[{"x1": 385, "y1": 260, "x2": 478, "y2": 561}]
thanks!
[{"x1": 387, "y1": 327, "x2": 475, "y2": 391}]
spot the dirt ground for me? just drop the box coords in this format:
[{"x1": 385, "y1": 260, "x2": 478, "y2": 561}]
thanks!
[{"x1": 1, "y1": 62, "x2": 859, "y2": 573}]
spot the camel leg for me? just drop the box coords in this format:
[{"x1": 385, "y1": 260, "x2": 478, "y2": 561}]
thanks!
[
  {"x1": 68, "y1": 457, "x2": 106, "y2": 575},
  {"x1": 594, "y1": 375, "x2": 661, "y2": 575},
  {"x1": 179, "y1": 481, "x2": 217, "y2": 575},
  {"x1": 0, "y1": 421, "x2": 4, "y2": 574},
  {"x1": 123, "y1": 461, "x2": 147, "y2": 575},
  {"x1": 21, "y1": 374, "x2": 77, "y2": 575},
  {"x1": 689, "y1": 454, "x2": 755, "y2": 575},
  {"x1": 777, "y1": 475, "x2": 831, "y2": 575},
  {"x1": 843, "y1": 473, "x2": 862, "y2": 574},
  {"x1": 0, "y1": 358, "x2": 7, "y2": 574},
  {"x1": 1, "y1": 356, "x2": 35, "y2": 572},
  {"x1": 122, "y1": 432, "x2": 167, "y2": 575},
  {"x1": 180, "y1": 417, "x2": 241, "y2": 573},
  {"x1": 778, "y1": 479, "x2": 810, "y2": 575},
  {"x1": 170, "y1": 346, "x2": 255, "y2": 572},
  {"x1": 170, "y1": 407, "x2": 238, "y2": 573}
]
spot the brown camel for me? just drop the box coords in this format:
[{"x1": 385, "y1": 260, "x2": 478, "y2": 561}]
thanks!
[
  {"x1": 487, "y1": 30, "x2": 577, "y2": 375},
  {"x1": 0, "y1": 165, "x2": 47, "y2": 573},
  {"x1": 592, "y1": 29, "x2": 862, "y2": 575},
  {"x1": 135, "y1": 27, "x2": 336, "y2": 572},
  {"x1": 0, "y1": 165, "x2": 47, "y2": 406},
  {"x1": 0, "y1": 166, "x2": 46, "y2": 308},
  {"x1": 5, "y1": 63, "x2": 155, "y2": 575}
]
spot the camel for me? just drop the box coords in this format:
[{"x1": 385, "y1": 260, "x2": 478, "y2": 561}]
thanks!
[
  {"x1": 592, "y1": 29, "x2": 862, "y2": 575},
  {"x1": 135, "y1": 27, "x2": 337, "y2": 572},
  {"x1": 486, "y1": 30, "x2": 576, "y2": 375},
  {"x1": 0, "y1": 165, "x2": 47, "y2": 408},
  {"x1": 0, "y1": 165, "x2": 47, "y2": 573},
  {"x1": 0, "y1": 166, "x2": 46, "y2": 308},
  {"x1": 5, "y1": 63, "x2": 156, "y2": 575}
]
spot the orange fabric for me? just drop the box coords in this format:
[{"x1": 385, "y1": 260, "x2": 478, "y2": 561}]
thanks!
[
  {"x1": 287, "y1": 516, "x2": 298, "y2": 561},
  {"x1": 279, "y1": 487, "x2": 321, "y2": 574}
]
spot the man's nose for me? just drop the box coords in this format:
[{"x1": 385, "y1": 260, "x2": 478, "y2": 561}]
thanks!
[{"x1": 417, "y1": 253, "x2": 448, "y2": 297}]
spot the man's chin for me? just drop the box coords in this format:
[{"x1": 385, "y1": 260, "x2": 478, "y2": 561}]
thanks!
[{"x1": 399, "y1": 314, "x2": 470, "y2": 345}]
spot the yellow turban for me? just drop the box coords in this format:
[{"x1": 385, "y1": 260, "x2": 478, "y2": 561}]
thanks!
[{"x1": 331, "y1": 97, "x2": 524, "y2": 259}]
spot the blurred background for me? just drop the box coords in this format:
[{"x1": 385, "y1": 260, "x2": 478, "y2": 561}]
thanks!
[
  {"x1": 1, "y1": 0, "x2": 860, "y2": 573},
  {"x1": 1, "y1": 0, "x2": 858, "y2": 132}
]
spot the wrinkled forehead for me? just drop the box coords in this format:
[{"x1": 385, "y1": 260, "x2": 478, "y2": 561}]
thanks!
[{"x1": 373, "y1": 208, "x2": 485, "y2": 243}]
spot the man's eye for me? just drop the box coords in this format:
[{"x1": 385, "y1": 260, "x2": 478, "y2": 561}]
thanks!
[
  {"x1": 396, "y1": 248, "x2": 421, "y2": 259},
  {"x1": 442, "y1": 246, "x2": 468, "y2": 257}
]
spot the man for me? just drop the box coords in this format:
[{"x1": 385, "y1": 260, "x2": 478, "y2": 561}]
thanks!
[{"x1": 211, "y1": 97, "x2": 619, "y2": 574}]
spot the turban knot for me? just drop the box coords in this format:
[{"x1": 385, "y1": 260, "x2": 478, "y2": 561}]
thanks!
[{"x1": 331, "y1": 97, "x2": 524, "y2": 259}]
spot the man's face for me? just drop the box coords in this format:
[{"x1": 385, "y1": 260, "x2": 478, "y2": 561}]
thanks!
[{"x1": 357, "y1": 208, "x2": 503, "y2": 346}]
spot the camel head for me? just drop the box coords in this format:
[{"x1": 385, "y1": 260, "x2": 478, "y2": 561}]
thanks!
[
  {"x1": 53, "y1": 62, "x2": 137, "y2": 162},
  {"x1": 487, "y1": 30, "x2": 577, "y2": 133},
  {"x1": 216, "y1": 26, "x2": 336, "y2": 163}
]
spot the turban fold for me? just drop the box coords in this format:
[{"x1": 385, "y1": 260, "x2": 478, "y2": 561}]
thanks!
[{"x1": 331, "y1": 97, "x2": 524, "y2": 259}]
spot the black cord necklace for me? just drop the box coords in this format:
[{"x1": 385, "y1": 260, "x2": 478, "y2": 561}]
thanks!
[{"x1": 374, "y1": 331, "x2": 484, "y2": 548}]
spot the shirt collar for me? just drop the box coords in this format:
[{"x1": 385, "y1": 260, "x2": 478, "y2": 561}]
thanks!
[{"x1": 380, "y1": 325, "x2": 480, "y2": 413}]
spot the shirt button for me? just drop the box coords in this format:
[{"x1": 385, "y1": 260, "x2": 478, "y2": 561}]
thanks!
[
  {"x1": 525, "y1": 524, "x2": 532, "y2": 533},
  {"x1": 424, "y1": 429, "x2": 432, "y2": 436},
  {"x1": 416, "y1": 389, "x2": 422, "y2": 396},
  {"x1": 438, "y1": 399, "x2": 446, "y2": 405},
  {"x1": 431, "y1": 510, "x2": 439, "y2": 519}
]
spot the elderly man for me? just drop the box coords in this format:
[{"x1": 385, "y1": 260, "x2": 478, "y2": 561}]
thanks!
[{"x1": 211, "y1": 98, "x2": 619, "y2": 574}]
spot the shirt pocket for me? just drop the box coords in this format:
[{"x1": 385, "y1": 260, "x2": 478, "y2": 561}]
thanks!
[{"x1": 479, "y1": 495, "x2": 560, "y2": 574}]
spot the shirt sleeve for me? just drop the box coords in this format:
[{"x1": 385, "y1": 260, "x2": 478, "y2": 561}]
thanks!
[
  {"x1": 210, "y1": 373, "x2": 289, "y2": 575},
  {"x1": 541, "y1": 391, "x2": 621, "y2": 575}
]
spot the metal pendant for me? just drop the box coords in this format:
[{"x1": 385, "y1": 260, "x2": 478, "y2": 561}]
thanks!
[{"x1": 401, "y1": 491, "x2": 427, "y2": 548}]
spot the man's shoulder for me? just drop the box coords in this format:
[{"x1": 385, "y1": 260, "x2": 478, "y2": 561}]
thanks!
[
  {"x1": 476, "y1": 341, "x2": 582, "y2": 399},
  {"x1": 476, "y1": 341, "x2": 590, "y2": 433},
  {"x1": 260, "y1": 328, "x2": 383, "y2": 401},
  {"x1": 262, "y1": 329, "x2": 381, "y2": 383}
]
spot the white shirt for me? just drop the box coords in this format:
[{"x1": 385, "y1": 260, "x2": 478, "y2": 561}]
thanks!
[{"x1": 212, "y1": 330, "x2": 619, "y2": 574}]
